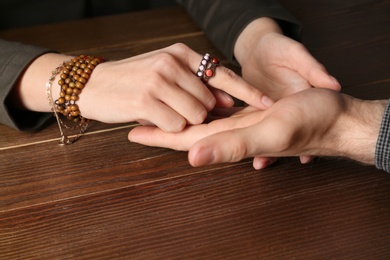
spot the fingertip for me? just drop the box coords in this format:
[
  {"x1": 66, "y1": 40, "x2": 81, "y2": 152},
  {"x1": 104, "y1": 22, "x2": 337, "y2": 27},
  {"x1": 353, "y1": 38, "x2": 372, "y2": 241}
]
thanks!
[
  {"x1": 163, "y1": 117, "x2": 187, "y2": 132},
  {"x1": 127, "y1": 126, "x2": 151, "y2": 144},
  {"x1": 222, "y1": 92, "x2": 234, "y2": 107},
  {"x1": 188, "y1": 145, "x2": 215, "y2": 167},
  {"x1": 127, "y1": 127, "x2": 140, "y2": 142},
  {"x1": 212, "y1": 89, "x2": 234, "y2": 108},
  {"x1": 261, "y1": 95, "x2": 274, "y2": 108},
  {"x1": 204, "y1": 93, "x2": 217, "y2": 111},
  {"x1": 330, "y1": 76, "x2": 341, "y2": 91},
  {"x1": 253, "y1": 159, "x2": 264, "y2": 170},
  {"x1": 253, "y1": 157, "x2": 277, "y2": 170},
  {"x1": 299, "y1": 155, "x2": 313, "y2": 164}
]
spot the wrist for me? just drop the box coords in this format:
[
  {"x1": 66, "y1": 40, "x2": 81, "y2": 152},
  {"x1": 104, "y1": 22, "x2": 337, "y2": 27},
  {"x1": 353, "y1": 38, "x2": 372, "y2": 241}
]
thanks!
[
  {"x1": 234, "y1": 17, "x2": 282, "y2": 66},
  {"x1": 331, "y1": 95, "x2": 386, "y2": 164},
  {"x1": 14, "y1": 53, "x2": 72, "y2": 112}
]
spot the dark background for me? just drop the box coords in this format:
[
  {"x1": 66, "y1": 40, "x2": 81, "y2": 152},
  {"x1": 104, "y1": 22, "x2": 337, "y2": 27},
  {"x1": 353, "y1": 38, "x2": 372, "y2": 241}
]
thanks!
[{"x1": 0, "y1": 0, "x2": 177, "y2": 30}]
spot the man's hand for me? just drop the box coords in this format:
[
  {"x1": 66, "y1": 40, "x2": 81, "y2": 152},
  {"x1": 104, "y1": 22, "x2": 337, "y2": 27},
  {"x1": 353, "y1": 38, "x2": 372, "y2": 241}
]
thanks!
[{"x1": 129, "y1": 89, "x2": 385, "y2": 169}]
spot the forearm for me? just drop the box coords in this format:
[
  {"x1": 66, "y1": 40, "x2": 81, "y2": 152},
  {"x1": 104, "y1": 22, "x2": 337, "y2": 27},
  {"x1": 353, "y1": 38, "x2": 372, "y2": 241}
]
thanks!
[
  {"x1": 326, "y1": 95, "x2": 387, "y2": 165},
  {"x1": 10, "y1": 53, "x2": 71, "y2": 112},
  {"x1": 0, "y1": 39, "x2": 57, "y2": 130}
]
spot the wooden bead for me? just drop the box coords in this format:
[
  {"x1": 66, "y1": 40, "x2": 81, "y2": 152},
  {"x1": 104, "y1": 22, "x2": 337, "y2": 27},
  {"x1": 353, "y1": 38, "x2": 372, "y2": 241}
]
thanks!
[
  {"x1": 78, "y1": 77, "x2": 86, "y2": 84},
  {"x1": 71, "y1": 110, "x2": 80, "y2": 117},
  {"x1": 57, "y1": 97, "x2": 65, "y2": 104},
  {"x1": 54, "y1": 54, "x2": 105, "y2": 124},
  {"x1": 70, "y1": 104, "x2": 79, "y2": 111},
  {"x1": 76, "y1": 82, "x2": 84, "y2": 89}
]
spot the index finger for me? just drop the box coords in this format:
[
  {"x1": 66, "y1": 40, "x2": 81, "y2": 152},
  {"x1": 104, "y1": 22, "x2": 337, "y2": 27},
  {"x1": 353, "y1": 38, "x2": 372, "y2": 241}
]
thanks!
[{"x1": 167, "y1": 44, "x2": 274, "y2": 110}]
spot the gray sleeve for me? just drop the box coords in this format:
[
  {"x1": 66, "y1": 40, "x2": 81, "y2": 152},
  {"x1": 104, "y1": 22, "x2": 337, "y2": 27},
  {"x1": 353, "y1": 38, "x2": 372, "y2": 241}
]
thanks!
[
  {"x1": 0, "y1": 39, "x2": 55, "y2": 131},
  {"x1": 176, "y1": 0, "x2": 302, "y2": 64},
  {"x1": 375, "y1": 99, "x2": 390, "y2": 173}
]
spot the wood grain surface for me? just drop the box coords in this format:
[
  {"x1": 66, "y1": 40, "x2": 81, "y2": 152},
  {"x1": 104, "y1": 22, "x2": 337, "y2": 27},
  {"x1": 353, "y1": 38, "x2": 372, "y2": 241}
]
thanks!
[{"x1": 1, "y1": 1, "x2": 390, "y2": 259}]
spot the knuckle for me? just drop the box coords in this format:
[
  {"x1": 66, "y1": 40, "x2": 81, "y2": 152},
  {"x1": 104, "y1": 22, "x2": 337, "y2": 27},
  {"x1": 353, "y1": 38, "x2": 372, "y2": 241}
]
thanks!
[
  {"x1": 170, "y1": 42, "x2": 190, "y2": 54},
  {"x1": 219, "y1": 67, "x2": 239, "y2": 83},
  {"x1": 152, "y1": 52, "x2": 177, "y2": 70},
  {"x1": 166, "y1": 117, "x2": 186, "y2": 133},
  {"x1": 289, "y1": 41, "x2": 306, "y2": 53},
  {"x1": 232, "y1": 143, "x2": 248, "y2": 162},
  {"x1": 188, "y1": 106, "x2": 207, "y2": 125},
  {"x1": 142, "y1": 73, "x2": 165, "y2": 95},
  {"x1": 205, "y1": 95, "x2": 217, "y2": 111},
  {"x1": 223, "y1": 137, "x2": 248, "y2": 162}
]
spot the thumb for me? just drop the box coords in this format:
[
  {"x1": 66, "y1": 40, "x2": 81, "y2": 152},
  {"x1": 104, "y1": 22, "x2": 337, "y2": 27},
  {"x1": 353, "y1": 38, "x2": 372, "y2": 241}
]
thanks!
[
  {"x1": 290, "y1": 45, "x2": 341, "y2": 91},
  {"x1": 304, "y1": 63, "x2": 341, "y2": 91},
  {"x1": 188, "y1": 121, "x2": 276, "y2": 166},
  {"x1": 188, "y1": 129, "x2": 251, "y2": 167}
]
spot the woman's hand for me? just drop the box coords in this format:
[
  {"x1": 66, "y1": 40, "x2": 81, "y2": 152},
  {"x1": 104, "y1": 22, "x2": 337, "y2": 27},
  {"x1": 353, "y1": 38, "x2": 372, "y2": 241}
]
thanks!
[
  {"x1": 234, "y1": 18, "x2": 341, "y2": 101},
  {"x1": 16, "y1": 43, "x2": 273, "y2": 133},
  {"x1": 77, "y1": 43, "x2": 273, "y2": 132}
]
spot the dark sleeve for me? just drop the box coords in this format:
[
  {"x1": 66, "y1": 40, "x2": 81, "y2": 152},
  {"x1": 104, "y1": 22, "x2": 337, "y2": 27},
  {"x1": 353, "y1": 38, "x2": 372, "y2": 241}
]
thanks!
[
  {"x1": 0, "y1": 39, "x2": 55, "y2": 131},
  {"x1": 375, "y1": 99, "x2": 390, "y2": 173},
  {"x1": 176, "y1": 0, "x2": 302, "y2": 64}
]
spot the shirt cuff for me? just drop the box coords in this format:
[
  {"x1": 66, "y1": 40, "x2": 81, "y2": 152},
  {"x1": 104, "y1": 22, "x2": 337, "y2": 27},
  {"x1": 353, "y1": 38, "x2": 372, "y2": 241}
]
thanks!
[{"x1": 375, "y1": 99, "x2": 390, "y2": 172}]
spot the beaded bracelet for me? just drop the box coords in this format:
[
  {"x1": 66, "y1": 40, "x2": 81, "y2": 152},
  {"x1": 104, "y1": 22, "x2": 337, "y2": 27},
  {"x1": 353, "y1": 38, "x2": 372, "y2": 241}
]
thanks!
[{"x1": 46, "y1": 55, "x2": 105, "y2": 145}]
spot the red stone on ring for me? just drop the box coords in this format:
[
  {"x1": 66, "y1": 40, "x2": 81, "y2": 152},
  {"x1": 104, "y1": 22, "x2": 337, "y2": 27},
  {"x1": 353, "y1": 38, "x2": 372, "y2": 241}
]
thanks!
[
  {"x1": 212, "y1": 57, "x2": 219, "y2": 64},
  {"x1": 205, "y1": 69, "x2": 213, "y2": 77}
]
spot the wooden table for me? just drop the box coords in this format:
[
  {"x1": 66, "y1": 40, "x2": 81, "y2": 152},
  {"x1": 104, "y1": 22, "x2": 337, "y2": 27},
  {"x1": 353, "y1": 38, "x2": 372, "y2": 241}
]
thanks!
[{"x1": 1, "y1": 1, "x2": 390, "y2": 258}]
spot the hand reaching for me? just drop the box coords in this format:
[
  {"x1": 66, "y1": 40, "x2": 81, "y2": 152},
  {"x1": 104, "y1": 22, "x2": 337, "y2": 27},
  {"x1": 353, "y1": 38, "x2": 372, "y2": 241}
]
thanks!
[
  {"x1": 18, "y1": 43, "x2": 273, "y2": 133},
  {"x1": 129, "y1": 88, "x2": 384, "y2": 169},
  {"x1": 234, "y1": 18, "x2": 341, "y2": 101},
  {"x1": 78, "y1": 43, "x2": 274, "y2": 132}
]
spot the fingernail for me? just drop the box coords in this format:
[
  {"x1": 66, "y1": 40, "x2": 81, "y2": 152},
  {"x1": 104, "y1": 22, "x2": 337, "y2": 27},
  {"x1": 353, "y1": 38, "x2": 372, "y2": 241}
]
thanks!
[
  {"x1": 253, "y1": 158, "x2": 277, "y2": 170},
  {"x1": 192, "y1": 147, "x2": 215, "y2": 166},
  {"x1": 299, "y1": 155, "x2": 312, "y2": 164},
  {"x1": 261, "y1": 95, "x2": 274, "y2": 108},
  {"x1": 253, "y1": 160, "x2": 264, "y2": 170},
  {"x1": 224, "y1": 92, "x2": 233, "y2": 102},
  {"x1": 330, "y1": 75, "x2": 341, "y2": 88}
]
